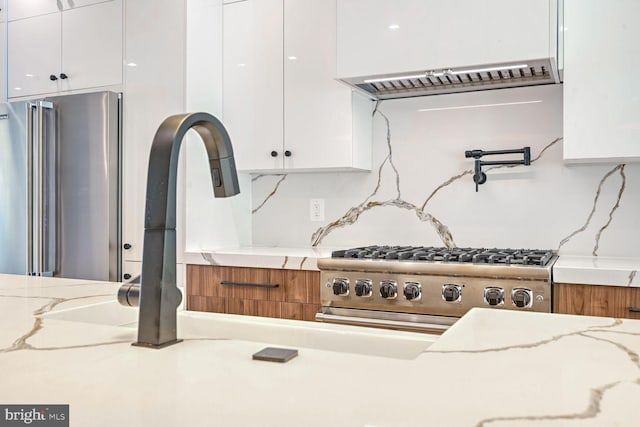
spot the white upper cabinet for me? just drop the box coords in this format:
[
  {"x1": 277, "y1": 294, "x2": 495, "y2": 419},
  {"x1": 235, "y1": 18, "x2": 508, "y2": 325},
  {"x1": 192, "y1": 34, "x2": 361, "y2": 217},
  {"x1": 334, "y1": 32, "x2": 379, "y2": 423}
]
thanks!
[
  {"x1": 8, "y1": 13, "x2": 61, "y2": 97},
  {"x1": 7, "y1": 0, "x2": 108, "y2": 21},
  {"x1": 223, "y1": 0, "x2": 372, "y2": 172},
  {"x1": 60, "y1": 0, "x2": 123, "y2": 92},
  {"x1": 7, "y1": 0, "x2": 122, "y2": 98},
  {"x1": 563, "y1": 0, "x2": 640, "y2": 163},
  {"x1": 63, "y1": 0, "x2": 113, "y2": 9},
  {"x1": 337, "y1": 0, "x2": 557, "y2": 78},
  {"x1": 0, "y1": 22, "x2": 5, "y2": 103},
  {"x1": 283, "y1": 0, "x2": 367, "y2": 170},
  {"x1": 1, "y1": 0, "x2": 6, "y2": 102},
  {"x1": 7, "y1": 0, "x2": 59, "y2": 21},
  {"x1": 223, "y1": 0, "x2": 284, "y2": 171}
]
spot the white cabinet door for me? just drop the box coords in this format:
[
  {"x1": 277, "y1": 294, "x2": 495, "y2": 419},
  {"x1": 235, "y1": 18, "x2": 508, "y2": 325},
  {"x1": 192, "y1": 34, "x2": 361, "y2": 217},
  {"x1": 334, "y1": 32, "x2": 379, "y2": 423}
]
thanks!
[
  {"x1": 61, "y1": 0, "x2": 122, "y2": 92},
  {"x1": 122, "y1": 261, "x2": 141, "y2": 283},
  {"x1": 0, "y1": 22, "x2": 5, "y2": 102},
  {"x1": 337, "y1": 0, "x2": 553, "y2": 78},
  {"x1": 563, "y1": 0, "x2": 640, "y2": 162},
  {"x1": 7, "y1": 0, "x2": 59, "y2": 21},
  {"x1": 7, "y1": 0, "x2": 122, "y2": 98},
  {"x1": 7, "y1": 13, "x2": 61, "y2": 98},
  {"x1": 1, "y1": 2, "x2": 6, "y2": 102},
  {"x1": 122, "y1": 0, "x2": 186, "y2": 263},
  {"x1": 283, "y1": 0, "x2": 357, "y2": 170},
  {"x1": 62, "y1": 0, "x2": 113, "y2": 9},
  {"x1": 7, "y1": 0, "x2": 109, "y2": 20},
  {"x1": 223, "y1": 0, "x2": 372, "y2": 172},
  {"x1": 222, "y1": 0, "x2": 283, "y2": 171}
]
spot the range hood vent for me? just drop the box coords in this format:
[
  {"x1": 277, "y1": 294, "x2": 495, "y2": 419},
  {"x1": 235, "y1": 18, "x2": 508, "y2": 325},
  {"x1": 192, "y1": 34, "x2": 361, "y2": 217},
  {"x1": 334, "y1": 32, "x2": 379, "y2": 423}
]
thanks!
[{"x1": 339, "y1": 59, "x2": 561, "y2": 100}]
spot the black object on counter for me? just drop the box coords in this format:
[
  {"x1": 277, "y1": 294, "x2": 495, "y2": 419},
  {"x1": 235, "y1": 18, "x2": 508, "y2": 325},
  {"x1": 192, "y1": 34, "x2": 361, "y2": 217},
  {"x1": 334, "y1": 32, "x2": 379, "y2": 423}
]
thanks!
[{"x1": 252, "y1": 347, "x2": 299, "y2": 363}]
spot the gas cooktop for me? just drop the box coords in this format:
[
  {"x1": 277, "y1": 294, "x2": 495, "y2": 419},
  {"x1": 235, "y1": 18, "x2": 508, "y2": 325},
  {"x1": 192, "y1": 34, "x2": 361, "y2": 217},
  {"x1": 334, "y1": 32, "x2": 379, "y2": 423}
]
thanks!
[
  {"x1": 330, "y1": 246, "x2": 556, "y2": 267},
  {"x1": 316, "y1": 245, "x2": 557, "y2": 331}
]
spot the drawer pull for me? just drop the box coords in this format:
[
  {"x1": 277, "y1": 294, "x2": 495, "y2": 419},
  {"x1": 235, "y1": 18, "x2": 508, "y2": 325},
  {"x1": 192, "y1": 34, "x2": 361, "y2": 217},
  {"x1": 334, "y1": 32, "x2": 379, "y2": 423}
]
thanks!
[
  {"x1": 629, "y1": 307, "x2": 640, "y2": 313},
  {"x1": 220, "y1": 281, "x2": 279, "y2": 289}
]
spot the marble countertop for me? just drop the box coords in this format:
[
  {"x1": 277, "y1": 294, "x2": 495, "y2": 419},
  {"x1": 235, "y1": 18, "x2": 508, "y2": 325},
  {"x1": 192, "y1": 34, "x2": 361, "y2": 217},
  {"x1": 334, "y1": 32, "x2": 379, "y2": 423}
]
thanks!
[
  {"x1": 183, "y1": 246, "x2": 334, "y2": 270},
  {"x1": 1, "y1": 274, "x2": 639, "y2": 426},
  {"x1": 554, "y1": 255, "x2": 640, "y2": 287},
  {"x1": 184, "y1": 246, "x2": 640, "y2": 288}
]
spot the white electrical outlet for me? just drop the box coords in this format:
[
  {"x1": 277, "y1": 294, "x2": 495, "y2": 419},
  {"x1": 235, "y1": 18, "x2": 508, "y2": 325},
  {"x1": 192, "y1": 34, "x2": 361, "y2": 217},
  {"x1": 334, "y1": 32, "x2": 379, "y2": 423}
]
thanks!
[{"x1": 310, "y1": 199, "x2": 325, "y2": 222}]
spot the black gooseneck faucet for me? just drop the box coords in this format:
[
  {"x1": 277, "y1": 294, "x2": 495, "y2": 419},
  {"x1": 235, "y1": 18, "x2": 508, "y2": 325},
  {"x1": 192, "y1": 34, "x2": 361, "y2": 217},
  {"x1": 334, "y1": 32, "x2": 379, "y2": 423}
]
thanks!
[{"x1": 118, "y1": 113, "x2": 240, "y2": 349}]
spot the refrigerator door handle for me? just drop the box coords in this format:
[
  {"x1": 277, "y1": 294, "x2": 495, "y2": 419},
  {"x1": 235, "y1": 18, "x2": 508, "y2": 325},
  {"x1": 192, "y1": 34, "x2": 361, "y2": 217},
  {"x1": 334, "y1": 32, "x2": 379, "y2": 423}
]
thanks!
[
  {"x1": 36, "y1": 102, "x2": 45, "y2": 275},
  {"x1": 32, "y1": 101, "x2": 55, "y2": 276},
  {"x1": 27, "y1": 103, "x2": 35, "y2": 275},
  {"x1": 38, "y1": 101, "x2": 55, "y2": 276}
]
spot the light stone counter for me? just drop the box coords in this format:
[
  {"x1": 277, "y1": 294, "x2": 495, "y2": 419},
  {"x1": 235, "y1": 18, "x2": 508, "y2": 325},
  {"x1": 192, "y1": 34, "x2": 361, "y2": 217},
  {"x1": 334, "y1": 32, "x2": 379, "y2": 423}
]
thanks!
[
  {"x1": 554, "y1": 256, "x2": 640, "y2": 287},
  {"x1": 183, "y1": 246, "x2": 334, "y2": 270},
  {"x1": 2, "y1": 273, "x2": 639, "y2": 426}
]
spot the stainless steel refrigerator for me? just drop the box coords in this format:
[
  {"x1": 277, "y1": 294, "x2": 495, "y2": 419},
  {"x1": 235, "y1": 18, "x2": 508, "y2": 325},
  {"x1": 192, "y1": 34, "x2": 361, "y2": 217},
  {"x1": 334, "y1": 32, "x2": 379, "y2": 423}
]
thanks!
[{"x1": 0, "y1": 91, "x2": 121, "y2": 281}]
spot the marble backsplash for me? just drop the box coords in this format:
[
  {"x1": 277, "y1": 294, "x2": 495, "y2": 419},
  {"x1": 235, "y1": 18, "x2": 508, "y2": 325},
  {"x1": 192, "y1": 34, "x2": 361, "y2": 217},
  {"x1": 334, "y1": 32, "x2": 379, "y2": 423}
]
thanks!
[{"x1": 250, "y1": 84, "x2": 640, "y2": 257}]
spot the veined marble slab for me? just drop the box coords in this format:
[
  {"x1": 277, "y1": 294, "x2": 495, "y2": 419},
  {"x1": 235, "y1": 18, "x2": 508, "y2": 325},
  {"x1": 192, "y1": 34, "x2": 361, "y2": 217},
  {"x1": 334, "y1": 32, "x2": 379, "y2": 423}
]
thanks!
[
  {"x1": 183, "y1": 246, "x2": 334, "y2": 270},
  {"x1": 1, "y1": 274, "x2": 639, "y2": 426},
  {"x1": 554, "y1": 256, "x2": 640, "y2": 287}
]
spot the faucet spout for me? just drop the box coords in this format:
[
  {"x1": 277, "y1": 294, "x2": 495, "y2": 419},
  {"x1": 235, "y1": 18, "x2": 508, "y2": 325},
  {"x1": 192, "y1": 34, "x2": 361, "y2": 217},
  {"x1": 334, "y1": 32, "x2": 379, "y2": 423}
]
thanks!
[{"x1": 133, "y1": 112, "x2": 239, "y2": 348}]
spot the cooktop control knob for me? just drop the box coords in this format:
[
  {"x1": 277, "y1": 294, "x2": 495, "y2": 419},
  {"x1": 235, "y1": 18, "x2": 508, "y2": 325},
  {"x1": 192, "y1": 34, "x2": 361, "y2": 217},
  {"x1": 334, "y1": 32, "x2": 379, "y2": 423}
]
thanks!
[
  {"x1": 355, "y1": 279, "x2": 373, "y2": 297},
  {"x1": 403, "y1": 282, "x2": 422, "y2": 301},
  {"x1": 484, "y1": 287, "x2": 505, "y2": 306},
  {"x1": 511, "y1": 288, "x2": 533, "y2": 308},
  {"x1": 332, "y1": 278, "x2": 349, "y2": 296},
  {"x1": 442, "y1": 284, "x2": 462, "y2": 302},
  {"x1": 379, "y1": 280, "x2": 398, "y2": 299}
]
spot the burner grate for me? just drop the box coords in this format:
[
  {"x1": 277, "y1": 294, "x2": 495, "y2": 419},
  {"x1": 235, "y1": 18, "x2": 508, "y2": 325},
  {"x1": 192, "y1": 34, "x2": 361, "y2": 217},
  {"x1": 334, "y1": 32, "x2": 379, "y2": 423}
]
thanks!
[{"x1": 332, "y1": 246, "x2": 555, "y2": 267}]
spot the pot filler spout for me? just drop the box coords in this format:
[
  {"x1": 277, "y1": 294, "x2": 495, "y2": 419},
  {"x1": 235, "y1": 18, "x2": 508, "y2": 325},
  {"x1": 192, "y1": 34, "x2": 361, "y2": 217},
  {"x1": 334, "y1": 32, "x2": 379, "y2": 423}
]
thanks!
[{"x1": 118, "y1": 112, "x2": 240, "y2": 349}]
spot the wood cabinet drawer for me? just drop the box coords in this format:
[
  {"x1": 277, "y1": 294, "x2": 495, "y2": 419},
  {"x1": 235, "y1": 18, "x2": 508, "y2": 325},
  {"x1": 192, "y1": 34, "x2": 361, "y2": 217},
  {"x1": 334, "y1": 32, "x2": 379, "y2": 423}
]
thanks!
[
  {"x1": 188, "y1": 265, "x2": 284, "y2": 301},
  {"x1": 186, "y1": 264, "x2": 321, "y2": 322},
  {"x1": 554, "y1": 283, "x2": 640, "y2": 319}
]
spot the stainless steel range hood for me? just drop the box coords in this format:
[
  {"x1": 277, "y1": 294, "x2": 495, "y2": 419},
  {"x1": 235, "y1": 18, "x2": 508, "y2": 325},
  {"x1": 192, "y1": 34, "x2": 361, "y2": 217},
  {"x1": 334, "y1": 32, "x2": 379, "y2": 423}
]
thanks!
[{"x1": 339, "y1": 58, "x2": 561, "y2": 100}]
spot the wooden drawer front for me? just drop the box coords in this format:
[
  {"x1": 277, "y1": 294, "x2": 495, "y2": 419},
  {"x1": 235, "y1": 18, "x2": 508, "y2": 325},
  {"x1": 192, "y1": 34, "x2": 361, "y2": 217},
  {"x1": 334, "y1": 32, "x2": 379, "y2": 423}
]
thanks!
[
  {"x1": 188, "y1": 265, "x2": 284, "y2": 301},
  {"x1": 554, "y1": 283, "x2": 640, "y2": 319},
  {"x1": 187, "y1": 265, "x2": 321, "y2": 322},
  {"x1": 284, "y1": 270, "x2": 321, "y2": 304}
]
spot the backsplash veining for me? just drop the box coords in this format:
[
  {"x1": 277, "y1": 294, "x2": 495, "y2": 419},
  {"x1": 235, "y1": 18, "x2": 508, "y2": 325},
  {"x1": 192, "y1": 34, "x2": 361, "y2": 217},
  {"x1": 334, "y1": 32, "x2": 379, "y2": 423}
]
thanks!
[{"x1": 251, "y1": 85, "x2": 640, "y2": 257}]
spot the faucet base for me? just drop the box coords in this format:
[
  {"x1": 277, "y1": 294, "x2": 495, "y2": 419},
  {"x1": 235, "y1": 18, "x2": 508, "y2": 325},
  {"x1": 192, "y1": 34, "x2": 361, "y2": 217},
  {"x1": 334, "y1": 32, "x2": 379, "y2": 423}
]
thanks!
[{"x1": 132, "y1": 339, "x2": 183, "y2": 350}]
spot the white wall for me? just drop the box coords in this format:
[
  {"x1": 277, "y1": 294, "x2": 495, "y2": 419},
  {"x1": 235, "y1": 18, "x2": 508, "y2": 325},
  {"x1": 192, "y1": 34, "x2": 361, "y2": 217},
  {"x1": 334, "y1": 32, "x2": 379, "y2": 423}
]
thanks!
[{"x1": 251, "y1": 84, "x2": 640, "y2": 258}]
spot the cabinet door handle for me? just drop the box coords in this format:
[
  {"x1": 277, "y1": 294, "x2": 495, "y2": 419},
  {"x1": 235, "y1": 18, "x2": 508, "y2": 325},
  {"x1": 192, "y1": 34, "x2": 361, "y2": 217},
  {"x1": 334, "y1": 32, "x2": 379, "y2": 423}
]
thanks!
[
  {"x1": 284, "y1": 150, "x2": 292, "y2": 157},
  {"x1": 629, "y1": 307, "x2": 640, "y2": 313},
  {"x1": 270, "y1": 150, "x2": 278, "y2": 157},
  {"x1": 220, "y1": 281, "x2": 279, "y2": 289},
  {"x1": 50, "y1": 74, "x2": 58, "y2": 81},
  {"x1": 59, "y1": 73, "x2": 68, "y2": 80}
]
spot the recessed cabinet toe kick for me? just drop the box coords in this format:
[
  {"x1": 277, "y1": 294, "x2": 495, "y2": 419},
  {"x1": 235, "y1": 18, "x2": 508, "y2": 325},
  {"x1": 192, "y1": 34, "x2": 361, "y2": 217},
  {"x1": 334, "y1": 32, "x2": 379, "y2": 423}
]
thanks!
[{"x1": 317, "y1": 246, "x2": 556, "y2": 333}]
